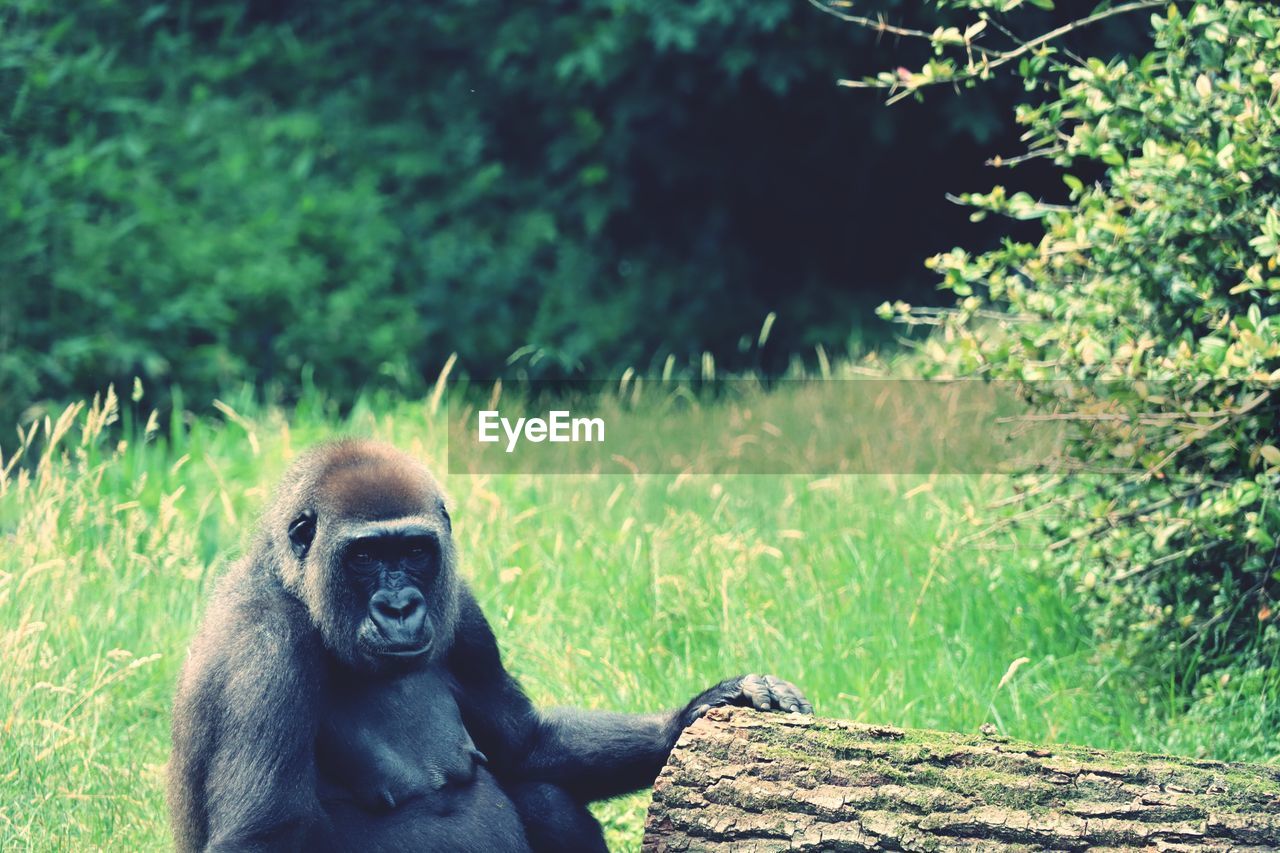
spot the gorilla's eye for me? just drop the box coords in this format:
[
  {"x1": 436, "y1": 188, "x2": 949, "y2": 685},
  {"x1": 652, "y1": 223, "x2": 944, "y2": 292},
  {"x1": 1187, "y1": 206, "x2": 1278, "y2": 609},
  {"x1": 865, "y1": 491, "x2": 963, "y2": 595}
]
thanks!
[
  {"x1": 402, "y1": 536, "x2": 436, "y2": 562},
  {"x1": 350, "y1": 547, "x2": 374, "y2": 565}
]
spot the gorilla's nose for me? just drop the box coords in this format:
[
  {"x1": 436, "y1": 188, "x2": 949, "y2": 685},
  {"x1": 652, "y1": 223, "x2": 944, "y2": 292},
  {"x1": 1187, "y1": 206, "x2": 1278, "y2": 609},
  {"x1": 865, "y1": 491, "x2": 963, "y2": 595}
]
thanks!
[{"x1": 369, "y1": 588, "x2": 427, "y2": 644}]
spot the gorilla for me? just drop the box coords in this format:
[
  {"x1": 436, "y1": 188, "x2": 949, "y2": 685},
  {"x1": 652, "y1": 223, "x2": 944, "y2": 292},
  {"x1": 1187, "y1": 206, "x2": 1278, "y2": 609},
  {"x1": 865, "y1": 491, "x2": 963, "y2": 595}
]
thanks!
[{"x1": 168, "y1": 439, "x2": 811, "y2": 852}]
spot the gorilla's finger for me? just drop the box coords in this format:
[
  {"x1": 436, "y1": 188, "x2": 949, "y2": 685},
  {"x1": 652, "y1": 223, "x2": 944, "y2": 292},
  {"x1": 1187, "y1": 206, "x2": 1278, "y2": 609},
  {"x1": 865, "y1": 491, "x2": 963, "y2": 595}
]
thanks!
[
  {"x1": 779, "y1": 695, "x2": 801, "y2": 713},
  {"x1": 763, "y1": 675, "x2": 813, "y2": 715},
  {"x1": 739, "y1": 674, "x2": 774, "y2": 710},
  {"x1": 774, "y1": 687, "x2": 798, "y2": 711},
  {"x1": 761, "y1": 675, "x2": 791, "y2": 711}
]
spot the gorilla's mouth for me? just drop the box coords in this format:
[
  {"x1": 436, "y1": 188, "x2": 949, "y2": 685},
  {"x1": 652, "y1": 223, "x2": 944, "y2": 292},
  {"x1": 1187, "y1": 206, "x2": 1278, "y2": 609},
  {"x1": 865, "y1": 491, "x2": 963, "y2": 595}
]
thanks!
[
  {"x1": 356, "y1": 621, "x2": 433, "y2": 660},
  {"x1": 377, "y1": 642, "x2": 433, "y2": 659}
]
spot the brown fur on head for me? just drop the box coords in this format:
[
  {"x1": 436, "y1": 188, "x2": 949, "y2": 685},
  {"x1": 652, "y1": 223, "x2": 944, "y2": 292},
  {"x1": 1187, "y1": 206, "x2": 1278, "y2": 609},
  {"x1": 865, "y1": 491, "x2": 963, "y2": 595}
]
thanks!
[{"x1": 264, "y1": 440, "x2": 460, "y2": 668}]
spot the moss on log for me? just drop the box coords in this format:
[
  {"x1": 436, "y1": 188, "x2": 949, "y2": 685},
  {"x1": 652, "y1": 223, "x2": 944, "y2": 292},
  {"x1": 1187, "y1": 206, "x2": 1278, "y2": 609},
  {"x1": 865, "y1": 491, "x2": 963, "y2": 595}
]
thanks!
[{"x1": 642, "y1": 707, "x2": 1280, "y2": 851}]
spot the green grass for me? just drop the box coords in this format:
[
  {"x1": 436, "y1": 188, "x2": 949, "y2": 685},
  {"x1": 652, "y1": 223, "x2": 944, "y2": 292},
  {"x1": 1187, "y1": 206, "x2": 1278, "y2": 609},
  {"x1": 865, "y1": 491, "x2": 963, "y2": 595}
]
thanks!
[{"x1": 1, "y1": 386, "x2": 1277, "y2": 850}]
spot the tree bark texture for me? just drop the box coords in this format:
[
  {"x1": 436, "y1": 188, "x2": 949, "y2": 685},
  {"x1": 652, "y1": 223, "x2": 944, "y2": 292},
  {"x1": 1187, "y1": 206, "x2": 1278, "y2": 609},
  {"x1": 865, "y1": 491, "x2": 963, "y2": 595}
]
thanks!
[{"x1": 642, "y1": 707, "x2": 1280, "y2": 852}]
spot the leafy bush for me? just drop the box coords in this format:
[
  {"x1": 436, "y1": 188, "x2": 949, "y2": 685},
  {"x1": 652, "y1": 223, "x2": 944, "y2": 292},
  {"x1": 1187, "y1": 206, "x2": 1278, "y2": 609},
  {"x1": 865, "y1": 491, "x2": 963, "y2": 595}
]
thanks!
[{"x1": 876, "y1": 0, "x2": 1280, "y2": 674}]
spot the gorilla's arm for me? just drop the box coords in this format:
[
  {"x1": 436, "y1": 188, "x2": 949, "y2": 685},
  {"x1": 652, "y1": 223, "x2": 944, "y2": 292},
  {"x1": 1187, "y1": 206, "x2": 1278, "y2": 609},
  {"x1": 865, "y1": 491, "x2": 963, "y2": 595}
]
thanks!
[
  {"x1": 169, "y1": 582, "x2": 329, "y2": 852},
  {"x1": 448, "y1": 588, "x2": 810, "y2": 803}
]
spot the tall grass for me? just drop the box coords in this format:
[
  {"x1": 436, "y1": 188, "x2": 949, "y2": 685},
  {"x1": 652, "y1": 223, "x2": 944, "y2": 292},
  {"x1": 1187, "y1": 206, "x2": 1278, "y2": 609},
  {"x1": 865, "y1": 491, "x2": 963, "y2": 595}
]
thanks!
[{"x1": 1, "y1": 386, "x2": 1276, "y2": 850}]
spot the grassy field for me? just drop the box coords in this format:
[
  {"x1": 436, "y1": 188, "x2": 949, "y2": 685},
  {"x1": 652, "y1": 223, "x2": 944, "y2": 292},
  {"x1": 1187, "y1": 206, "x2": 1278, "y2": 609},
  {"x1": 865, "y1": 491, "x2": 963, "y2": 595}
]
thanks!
[{"x1": 1, "y1": 385, "x2": 1276, "y2": 850}]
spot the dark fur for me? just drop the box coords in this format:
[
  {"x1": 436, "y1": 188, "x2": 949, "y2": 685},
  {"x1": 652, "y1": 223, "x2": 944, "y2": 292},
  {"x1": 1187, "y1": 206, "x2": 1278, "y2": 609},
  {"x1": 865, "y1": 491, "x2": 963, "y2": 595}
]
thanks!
[{"x1": 168, "y1": 440, "x2": 811, "y2": 851}]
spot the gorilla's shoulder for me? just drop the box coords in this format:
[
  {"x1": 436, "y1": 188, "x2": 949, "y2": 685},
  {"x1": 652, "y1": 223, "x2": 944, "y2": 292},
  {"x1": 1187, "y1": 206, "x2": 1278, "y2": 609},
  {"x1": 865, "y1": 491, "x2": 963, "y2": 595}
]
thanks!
[
  {"x1": 185, "y1": 555, "x2": 319, "y2": 676},
  {"x1": 445, "y1": 583, "x2": 503, "y2": 674}
]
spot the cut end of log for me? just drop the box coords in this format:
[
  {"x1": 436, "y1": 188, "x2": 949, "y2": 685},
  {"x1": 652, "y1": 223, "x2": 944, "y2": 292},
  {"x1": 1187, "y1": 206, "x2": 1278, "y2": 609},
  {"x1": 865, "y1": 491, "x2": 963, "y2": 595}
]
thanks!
[{"x1": 642, "y1": 707, "x2": 1280, "y2": 851}]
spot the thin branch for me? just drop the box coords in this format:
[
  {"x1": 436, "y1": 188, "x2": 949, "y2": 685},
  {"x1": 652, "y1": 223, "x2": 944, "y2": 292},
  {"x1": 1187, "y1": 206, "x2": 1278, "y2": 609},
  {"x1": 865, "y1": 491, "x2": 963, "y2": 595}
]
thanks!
[
  {"x1": 974, "y1": 0, "x2": 1168, "y2": 72},
  {"x1": 805, "y1": 0, "x2": 997, "y2": 55},
  {"x1": 894, "y1": 305, "x2": 1040, "y2": 323},
  {"x1": 831, "y1": 0, "x2": 1169, "y2": 94},
  {"x1": 1045, "y1": 487, "x2": 1204, "y2": 552},
  {"x1": 987, "y1": 146, "x2": 1064, "y2": 167},
  {"x1": 982, "y1": 11, "x2": 1086, "y2": 71},
  {"x1": 996, "y1": 407, "x2": 1262, "y2": 424},
  {"x1": 985, "y1": 474, "x2": 1065, "y2": 509},
  {"x1": 944, "y1": 192, "x2": 1073, "y2": 215},
  {"x1": 1177, "y1": 574, "x2": 1271, "y2": 649},
  {"x1": 1143, "y1": 390, "x2": 1270, "y2": 481}
]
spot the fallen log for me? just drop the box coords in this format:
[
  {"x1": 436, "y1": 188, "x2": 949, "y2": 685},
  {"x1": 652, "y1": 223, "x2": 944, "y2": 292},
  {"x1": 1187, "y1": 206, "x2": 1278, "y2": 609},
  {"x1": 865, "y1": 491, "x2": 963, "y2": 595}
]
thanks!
[{"x1": 642, "y1": 707, "x2": 1280, "y2": 851}]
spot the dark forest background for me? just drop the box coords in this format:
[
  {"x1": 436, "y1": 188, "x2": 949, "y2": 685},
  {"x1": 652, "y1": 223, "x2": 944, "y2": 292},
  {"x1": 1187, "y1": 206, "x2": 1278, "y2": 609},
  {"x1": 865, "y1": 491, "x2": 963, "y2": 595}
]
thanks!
[{"x1": 0, "y1": 0, "x2": 1141, "y2": 423}]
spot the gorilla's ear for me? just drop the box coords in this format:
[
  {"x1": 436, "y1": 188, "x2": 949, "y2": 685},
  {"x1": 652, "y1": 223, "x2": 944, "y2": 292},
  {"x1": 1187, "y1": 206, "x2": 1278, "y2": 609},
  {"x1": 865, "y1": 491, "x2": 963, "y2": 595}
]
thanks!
[
  {"x1": 288, "y1": 511, "x2": 317, "y2": 559},
  {"x1": 439, "y1": 502, "x2": 451, "y2": 533}
]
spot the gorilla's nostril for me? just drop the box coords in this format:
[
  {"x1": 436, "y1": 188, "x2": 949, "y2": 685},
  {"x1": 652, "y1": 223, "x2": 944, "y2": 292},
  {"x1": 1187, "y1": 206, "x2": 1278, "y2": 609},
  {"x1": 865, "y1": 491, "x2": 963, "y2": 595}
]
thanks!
[{"x1": 377, "y1": 599, "x2": 414, "y2": 619}]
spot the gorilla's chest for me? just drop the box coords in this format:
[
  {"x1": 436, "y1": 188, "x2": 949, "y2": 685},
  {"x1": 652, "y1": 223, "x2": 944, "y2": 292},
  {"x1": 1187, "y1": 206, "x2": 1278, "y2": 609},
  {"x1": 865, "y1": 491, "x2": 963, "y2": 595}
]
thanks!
[{"x1": 316, "y1": 667, "x2": 483, "y2": 815}]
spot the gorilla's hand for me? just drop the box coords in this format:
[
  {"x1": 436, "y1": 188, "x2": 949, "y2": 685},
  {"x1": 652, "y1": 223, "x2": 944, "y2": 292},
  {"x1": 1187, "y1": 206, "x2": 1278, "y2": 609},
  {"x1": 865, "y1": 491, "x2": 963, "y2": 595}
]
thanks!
[{"x1": 678, "y1": 674, "x2": 813, "y2": 729}]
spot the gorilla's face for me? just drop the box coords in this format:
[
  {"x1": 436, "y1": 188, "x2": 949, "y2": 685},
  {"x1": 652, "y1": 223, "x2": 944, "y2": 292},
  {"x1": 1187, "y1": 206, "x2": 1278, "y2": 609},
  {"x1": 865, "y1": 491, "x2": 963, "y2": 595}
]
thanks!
[
  {"x1": 342, "y1": 527, "x2": 444, "y2": 659},
  {"x1": 277, "y1": 443, "x2": 460, "y2": 669}
]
